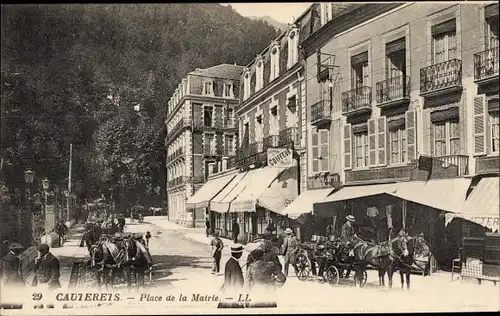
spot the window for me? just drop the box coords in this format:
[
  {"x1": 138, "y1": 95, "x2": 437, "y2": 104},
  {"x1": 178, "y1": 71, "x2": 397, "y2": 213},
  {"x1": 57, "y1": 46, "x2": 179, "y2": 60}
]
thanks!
[
  {"x1": 433, "y1": 120, "x2": 460, "y2": 156},
  {"x1": 225, "y1": 135, "x2": 235, "y2": 156},
  {"x1": 223, "y1": 83, "x2": 233, "y2": 98},
  {"x1": 270, "y1": 45, "x2": 280, "y2": 81},
  {"x1": 288, "y1": 30, "x2": 299, "y2": 68},
  {"x1": 321, "y1": 3, "x2": 332, "y2": 25},
  {"x1": 385, "y1": 38, "x2": 406, "y2": 80},
  {"x1": 312, "y1": 129, "x2": 330, "y2": 173},
  {"x1": 203, "y1": 106, "x2": 213, "y2": 127},
  {"x1": 243, "y1": 71, "x2": 251, "y2": 100},
  {"x1": 204, "y1": 134, "x2": 215, "y2": 155},
  {"x1": 270, "y1": 106, "x2": 278, "y2": 135},
  {"x1": 431, "y1": 19, "x2": 457, "y2": 64},
  {"x1": 225, "y1": 108, "x2": 234, "y2": 127},
  {"x1": 242, "y1": 122, "x2": 250, "y2": 147},
  {"x1": 354, "y1": 132, "x2": 369, "y2": 168},
  {"x1": 256, "y1": 115, "x2": 263, "y2": 141},
  {"x1": 256, "y1": 60, "x2": 264, "y2": 91},
  {"x1": 202, "y1": 81, "x2": 213, "y2": 96},
  {"x1": 485, "y1": 6, "x2": 499, "y2": 49},
  {"x1": 491, "y1": 111, "x2": 500, "y2": 152},
  {"x1": 389, "y1": 126, "x2": 407, "y2": 164},
  {"x1": 351, "y1": 51, "x2": 369, "y2": 90}
]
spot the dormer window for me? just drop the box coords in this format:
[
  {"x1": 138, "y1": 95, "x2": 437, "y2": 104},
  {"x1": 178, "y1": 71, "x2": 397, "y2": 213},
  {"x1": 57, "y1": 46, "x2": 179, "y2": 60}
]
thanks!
[
  {"x1": 202, "y1": 81, "x2": 214, "y2": 96},
  {"x1": 243, "y1": 70, "x2": 251, "y2": 100},
  {"x1": 287, "y1": 29, "x2": 299, "y2": 68},
  {"x1": 321, "y1": 3, "x2": 333, "y2": 25},
  {"x1": 256, "y1": 58, "x2": 264, "y2": 91},
  {"x1": 223, "y1": 83, "x2": 234, "y2": 98},
  {"x1": 270, "y1": 44, "x2": 280, "y2": 82}
]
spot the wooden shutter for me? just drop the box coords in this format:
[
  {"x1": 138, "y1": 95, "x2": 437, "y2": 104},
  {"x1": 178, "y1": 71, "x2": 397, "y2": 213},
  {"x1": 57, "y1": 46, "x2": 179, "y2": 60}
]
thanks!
[
  {"x1": 368, "y1": 118, "x2": 377, "y2": 167},
  {"x1": 377, "y1": 117, "x2": 387, "y2": 166},
  {"x1": 343, "y1": 123, "x2": 352, "y2": 170},
  {"x1": 319, "y1": 129, "x2": 329, "y2": 172},
  {"x1": 406, "y1": 110, "x2": 417, "y2": 161},
  {"x1": 473, "y1": 95, "x2": 487, "y2": 155},
  {"x1": 312, "y1": 129, "x2": 319, "y2": 173}
]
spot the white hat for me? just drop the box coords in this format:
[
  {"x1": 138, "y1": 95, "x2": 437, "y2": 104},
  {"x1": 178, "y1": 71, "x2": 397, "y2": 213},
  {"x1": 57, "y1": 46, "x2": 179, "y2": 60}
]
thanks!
[
  {"x1": 346, "y1": 215, "x2": 355, "y2": 222},
  {"x1": 231, "y1": 244, "x2": 244, "y2": 253},
  {"x1": 284, "y1": 228, "x2": 293, "y2": 234}
]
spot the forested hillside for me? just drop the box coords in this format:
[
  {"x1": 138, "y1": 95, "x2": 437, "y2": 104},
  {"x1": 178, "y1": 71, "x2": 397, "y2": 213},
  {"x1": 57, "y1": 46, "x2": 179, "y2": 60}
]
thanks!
[{"x1": 0, "y1": 4, "x2": 278, "y2": 209}]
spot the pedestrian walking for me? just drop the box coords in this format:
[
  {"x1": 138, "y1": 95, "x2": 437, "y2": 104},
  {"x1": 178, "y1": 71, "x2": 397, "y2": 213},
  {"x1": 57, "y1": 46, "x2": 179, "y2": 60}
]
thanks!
[
  {"x1": 218, "y1": 244, "x2": 245, "y2": 309},
  {"x1": 232, "y1": 219, "x2": 240, "y2": 243},
  {"x1": 210, "y1": 230, "x2": 224, "y2": 275},
  {"x1": 280, "y1": 228, "x2": 298, "y2": 276},
  {"x1": 56, "y1": 220, "x2": 68, "y2": 247},
  {"x1": 32, "y1": 244, "x2": 61, "y2": 309},
  {"x1": 1, "y1": 242, "x2": 25, "y2": 288},
  {"x1": 205, "y1": 218, "x2": 211, "y2": 237}
]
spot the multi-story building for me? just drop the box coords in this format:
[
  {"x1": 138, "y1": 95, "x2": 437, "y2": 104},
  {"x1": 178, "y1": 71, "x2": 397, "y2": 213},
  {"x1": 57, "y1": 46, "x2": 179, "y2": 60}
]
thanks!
[
  {"x1": 279, "y1": 2, "x2": 499, "y2": 272},
  {"x1": 165, "y1": 64, "x2": 243, "y2": 227},
  {"x1": 186, "y1": 6, "x2": 317, "y2": 242}
]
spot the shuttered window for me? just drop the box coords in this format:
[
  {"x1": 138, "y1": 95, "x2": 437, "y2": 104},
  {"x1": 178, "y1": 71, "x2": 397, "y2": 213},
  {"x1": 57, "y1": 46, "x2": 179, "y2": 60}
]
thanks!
[
  {"x1": 389, "y1": 126, "x2": 407, "y2": 164},
  {"x1": 433, "y1": 120, "x2": 460, "y2": 156},
  {"x1": 377, "y1": 117, "x2": 387, "y2": 166},
  {"x1": 485, "y1": 12, "x2": 499, "y2": 50},
  {"x1": 354, "y1": 133, "x2": 368, "y2": 168},
  {"x1": 473, "y1": 95, "x2": 487, "y2": 155},
  {"x1": 312, "y1": 129, "x2": 319, "y2": 173},
  {"x1": 343, "y1": 124, "x2": 352, "y2": 170},
  {"x1": 351, "y1": 51, "x2": 369, "y2": 89},
  {"x1": 490, "y1": 111, "x2": 500, "y2": 153},
  {"x1": 368, "y1": 119, "x2": 377, "y2": 167},
  {"x1": 432, "y1": 19, "x2": 457, "y2": 64},
  {"x1": 319, "y1": 129, "x2": 330, "y2": 172},
  {"x1": 405, "y1": 111, "x2": 417, "y2": 161}
]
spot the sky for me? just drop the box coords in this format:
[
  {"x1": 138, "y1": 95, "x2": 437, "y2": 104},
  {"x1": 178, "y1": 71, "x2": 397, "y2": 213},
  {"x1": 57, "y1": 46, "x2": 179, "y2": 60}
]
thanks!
[{"x1": 221, "y1": 3, "x2": 312, "y2": 24}]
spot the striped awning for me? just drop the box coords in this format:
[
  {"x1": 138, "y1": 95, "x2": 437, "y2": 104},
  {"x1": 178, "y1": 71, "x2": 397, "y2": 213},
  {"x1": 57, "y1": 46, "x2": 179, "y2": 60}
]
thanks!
[
  {"x1": 185, "y1": 172, "x2": 237, "y2": 211},
  {"x1": 281, "y1": 188, "x2": 334, "y2": 219},
  {"x1": 210, "y1": 171, "x2": 249, "y2": 213},
  {"x1": 446, "y1": 177, "x2": 499, "y2": 232}
]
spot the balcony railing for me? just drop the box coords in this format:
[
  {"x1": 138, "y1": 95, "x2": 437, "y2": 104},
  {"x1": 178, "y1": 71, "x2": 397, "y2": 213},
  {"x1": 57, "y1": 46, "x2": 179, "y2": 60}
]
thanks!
[
  {"x1": 279, "y1": 127, "x2": 299, "y2": 146},
  {"x1": 236, "y1": 141, "x2": 264, "y2": 161},
  {"x1": 167, "y1": 176, "x2": 185, "y2": 188},
  {"x1": 376, "y1": 76, "x2": 410, "y2": 107},
  {"x1": 434, "y1": 154, "x2": 469, "y2": 177},
  {"x1": 341, "y1": 86, "x2": 372, "y2": 115},
  {"x1": 167, "y1": 148, "x2": 184, "y2": 164},
  {"x1": 311, "y1": 99, "x2": 332, "y2": 126},
  {"x1": 193, "y1": 117, "x2": 237, "y2": 129},
  {"x1": 474, "y1": 47, "x2": 499, "y2": 83},
  {"x1": 420, "y1": 59, "x2": 462, "y2": 95},
  {"x1": 263, "y1": 135, "x2": 279, "y2": 149}
]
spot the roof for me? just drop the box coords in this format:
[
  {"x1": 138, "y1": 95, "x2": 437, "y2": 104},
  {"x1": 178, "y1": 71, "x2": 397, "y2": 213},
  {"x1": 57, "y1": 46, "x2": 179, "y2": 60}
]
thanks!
[{"x1": 189, "y1": 63, "x2": 244, "y2": 80}]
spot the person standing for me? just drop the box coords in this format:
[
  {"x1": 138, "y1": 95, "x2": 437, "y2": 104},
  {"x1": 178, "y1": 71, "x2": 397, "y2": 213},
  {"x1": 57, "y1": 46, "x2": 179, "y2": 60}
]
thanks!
[
  {"x1": 33, "y1": 244, "x2": 61, "y2": 309},
  {"x1": 218, "y1": 244, "x2": 245, "y2": 309},
  {"x1": 232, "y1": 219, "x2": 240, "y2": 243},
  {"x1": 1, "y1": 243, "x2": 25, "y2": 287},
  {"x1": 210, "y1": 230, "x2": 224, "y2": 275},
  {"x1": 205, "y1": 218, "x2": 211, "y2": 237},
  {"x1": 281, "y1": 228, "x2": 298, "y2": 276},
  {"x1": 56, "y1": 220, "x2": 68, "y2": 247}
]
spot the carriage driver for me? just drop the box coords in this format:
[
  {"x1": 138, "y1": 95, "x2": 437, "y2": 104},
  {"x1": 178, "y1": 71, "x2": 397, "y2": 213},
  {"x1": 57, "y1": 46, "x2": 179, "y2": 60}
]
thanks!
[{"x1": 340, "y1": 215, "x2": 357, "y2": 256}]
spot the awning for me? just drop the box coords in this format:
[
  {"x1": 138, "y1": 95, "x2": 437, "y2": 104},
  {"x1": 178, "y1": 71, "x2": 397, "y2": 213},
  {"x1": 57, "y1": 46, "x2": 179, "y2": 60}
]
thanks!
[
  {"x1": 445, "y1": 177, "x2": 499, "y2": 232},
  {"x1": 279, "y1": 188, "x2": 334, "y2": 220},
  {"x1": 185, "y1": 172, "x2": 237, "y2": 211},
  {"x1": 388, "y1": 178, "x2": 470, "y2": 212},
  {"x1": 317, "y1": 183, "x2": 399, "y2": 204},
  {"x1": 210, "y1": 171, "x2": 250, "y2": 213},
  {"x1": 230, "y1": 165, "x2": 298, "y2": 213}
]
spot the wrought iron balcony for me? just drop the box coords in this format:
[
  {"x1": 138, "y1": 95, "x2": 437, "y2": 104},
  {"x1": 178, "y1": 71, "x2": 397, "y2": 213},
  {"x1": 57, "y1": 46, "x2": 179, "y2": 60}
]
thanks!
[
  {"x1": 311, "y1": 99, "x2": 332, "y2": 127},
  {"x1": 279, "y1": 127, "x2": 299, "y2": 147},
  {"x1": 474, "y1": 47, "x2": 499, "y2": 84},
  {"x1": 341, "y1": 86, "x2": 372, "y2": 116},
  {"x1": 167, "y1": 148, "x2": 184, "y2": 164},
  {"x1": 434, "y1": 154, "x2": 469, "y2": 177},
  {"x1": 376, "y1": 76, "x2": 410, "y2": 108},
  {"x1": 263, "y1": 135, "x2": 279, "y2": 149},
  {"x1": 420, "y1": 59, "x2": 462, "y2": 96},
  {"x1": 236, "y1": 142, "x2": 263, "y2": 161}
]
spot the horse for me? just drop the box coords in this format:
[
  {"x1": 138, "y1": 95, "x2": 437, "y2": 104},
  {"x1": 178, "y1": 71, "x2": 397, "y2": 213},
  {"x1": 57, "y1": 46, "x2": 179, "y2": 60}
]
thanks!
[
  {"x1": 122, "y1": 237, "x2": 153, "y2": 290},
  {"x1": 350, "y1": 235, "x2": 409, "y2": 288},
  {"x1": 380, "y1": 234, "x2": 430, "y2": 290},
  {"x1": 84, "y1": 222, "x2": 101, "y2": 253},
  {"x1": 89, "y1": 240, "x2": 127, "y2": 290}
]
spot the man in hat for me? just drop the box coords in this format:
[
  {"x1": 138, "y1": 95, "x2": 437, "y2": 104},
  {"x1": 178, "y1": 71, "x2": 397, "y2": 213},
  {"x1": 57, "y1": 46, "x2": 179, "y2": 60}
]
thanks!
[
  {"x1": 222, "y1": 244, "x2": 244, "y2": 292},
  {"x1": 205, "y1": 217, "x2": 211, "y2": 238},
  {"x1": 56, "y1": 220, "x2": 68, "y2": 247},
  {"x1": 281, "y1": 228, "x2": 298, "y2": 276},
  {"x1": 33, "y1": 244, "x2": 61, "y2": 291},
  {"x1": 210, "y1": 230, "x2": 224, "y2": 275},
  {"x1": 1, "y1": 242, "x2": 25, "y2": 287},
  {"x1": 341, "y1": 215, "x2": 357, "y2": 256},
  {"x1": 232, "y1": 219, "x2": 240, "y2": 243}
]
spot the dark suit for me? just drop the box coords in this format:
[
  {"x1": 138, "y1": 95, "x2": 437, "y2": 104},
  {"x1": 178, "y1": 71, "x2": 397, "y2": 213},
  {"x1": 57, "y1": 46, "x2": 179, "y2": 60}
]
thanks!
[
  {"x1": 232, "y1": 222, "x2": 240, "y2": 243},
  {"x1": 34, "y1": 253, "x2": 61, "y2": 290},
  {"x1": 222, "y1": 257, "x2": 244, "y2": 292},
  {"x1": 1, "y1": 252, "x2": 24, "y2": 286}
]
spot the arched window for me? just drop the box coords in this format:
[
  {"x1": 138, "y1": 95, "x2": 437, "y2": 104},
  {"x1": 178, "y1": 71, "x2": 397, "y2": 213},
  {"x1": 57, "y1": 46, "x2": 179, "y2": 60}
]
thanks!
[
  {"x1": 270, "y1": 43, "x2": 280, "y2": 81},
  {"x1": 288, "y1": 28, "x2": 300, "y2": 68},
  {"x1": 243, "y1": 70, "x2": 251, "y2": 100},
  {"x1": 255, "y1": 57, "x2": 264, "y2": 91}
]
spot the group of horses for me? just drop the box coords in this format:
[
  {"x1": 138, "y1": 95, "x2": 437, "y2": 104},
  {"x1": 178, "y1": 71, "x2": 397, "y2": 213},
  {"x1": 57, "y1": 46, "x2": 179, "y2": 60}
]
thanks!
[
  {"x1": 299, "y1": 233, "x2": 430, "y2": 289},
  {"x1": 82, "y1": 219, "x2": 153, "y2": 290}
]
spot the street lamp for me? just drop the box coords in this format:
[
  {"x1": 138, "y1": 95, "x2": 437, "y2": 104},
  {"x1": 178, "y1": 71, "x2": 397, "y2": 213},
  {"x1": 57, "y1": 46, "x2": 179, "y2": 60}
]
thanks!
[
  {"x1": 24, "y1": 169, "x2": 35, "y2": 184},
  {"x1": 42, "y1": 178, "x2": 50, "y2": 219}
]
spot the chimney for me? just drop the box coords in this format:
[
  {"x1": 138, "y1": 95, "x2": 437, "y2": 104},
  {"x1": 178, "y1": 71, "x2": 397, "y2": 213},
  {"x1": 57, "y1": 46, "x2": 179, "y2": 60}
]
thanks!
[
  {"x1": 208, "y1": 162, "x2": 215, "y2": 176},
  {"x1": 222, "y1": 157, "x2": 228, "y2": 170}
]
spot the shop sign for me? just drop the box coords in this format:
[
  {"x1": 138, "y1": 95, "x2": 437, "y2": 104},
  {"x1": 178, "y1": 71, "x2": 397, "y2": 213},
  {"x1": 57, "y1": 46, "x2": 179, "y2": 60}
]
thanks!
[
  {"x1": 267, "y1": 148, "x2": 293, "y2": 168},
  {"x1": 464, "y1": 215, "x2": 499, "y2": 232}
]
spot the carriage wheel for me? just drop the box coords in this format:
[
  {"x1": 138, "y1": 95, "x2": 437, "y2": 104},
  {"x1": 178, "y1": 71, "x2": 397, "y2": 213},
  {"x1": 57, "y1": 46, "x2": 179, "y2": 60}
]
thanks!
[
  {"x1": 356, "y1": 270, "x2": 368, "y2": 288},
  {"x1": 325, "y1": 265, "x2": 340, "y2": 286},
  {"x1": 295, "y1": 252, "x2": 311, "y2": 281}
]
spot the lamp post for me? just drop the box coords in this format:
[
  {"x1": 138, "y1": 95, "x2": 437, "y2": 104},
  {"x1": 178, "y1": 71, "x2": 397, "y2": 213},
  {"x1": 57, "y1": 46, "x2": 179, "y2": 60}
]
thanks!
[
  {"x1": 42, "y1": 178, "x2": 50, "y2": 218},
  {"x1": 23, "y1": 169, "x2": 37, "y2": 246}
]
